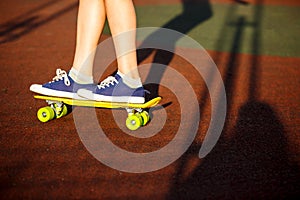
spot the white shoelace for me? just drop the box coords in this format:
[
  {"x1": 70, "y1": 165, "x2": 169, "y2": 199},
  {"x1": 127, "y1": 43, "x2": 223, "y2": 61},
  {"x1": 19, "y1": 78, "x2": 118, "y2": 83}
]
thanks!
[
  {"x1": 97, "y1": 76, "x2": 118, "y2": 89},
  {"x1": 50, "y1": 69, "x2": 70, "y2": 86}
]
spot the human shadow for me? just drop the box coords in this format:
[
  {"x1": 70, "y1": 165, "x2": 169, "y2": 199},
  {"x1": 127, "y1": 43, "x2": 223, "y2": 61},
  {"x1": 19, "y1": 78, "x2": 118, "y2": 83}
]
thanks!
[
  {"x1": 137, "y1": 0, "x2": 212, "y2": 101},
  {"x1": 167, "y1": 101, "x2": 300, "y2": 199},
  {"x1": 166, "y1": 0, "x2": 300, "y2": 198}
]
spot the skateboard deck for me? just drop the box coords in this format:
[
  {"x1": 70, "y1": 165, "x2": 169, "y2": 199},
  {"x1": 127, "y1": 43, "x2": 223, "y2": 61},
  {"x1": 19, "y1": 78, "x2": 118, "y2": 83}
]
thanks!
[
  {"x1": 34, "y1": 95, "x2": 161, "y2": 109},
  {"x1": 34, "y1": 95, "x2": 162, "y2": 130}
]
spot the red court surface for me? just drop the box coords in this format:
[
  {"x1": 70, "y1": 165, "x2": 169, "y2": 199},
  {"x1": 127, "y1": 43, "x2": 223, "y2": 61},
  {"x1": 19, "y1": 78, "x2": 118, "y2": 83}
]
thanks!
[{"x1": 0, "y1": 0, "x2": 299, "y2": 199}]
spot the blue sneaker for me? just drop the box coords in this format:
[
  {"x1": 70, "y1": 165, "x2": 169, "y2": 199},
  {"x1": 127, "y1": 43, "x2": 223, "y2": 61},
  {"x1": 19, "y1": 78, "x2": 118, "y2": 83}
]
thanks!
[
  {"x1": 29, "y1": 69, "x2": 96, "y2": 99},
  {"x1": 77, "y1": 74, "x2": 145, "y2": 103}
]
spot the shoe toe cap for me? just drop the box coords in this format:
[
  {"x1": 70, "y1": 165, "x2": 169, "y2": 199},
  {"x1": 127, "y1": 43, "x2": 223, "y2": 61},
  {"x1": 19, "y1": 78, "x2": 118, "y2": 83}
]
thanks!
[{"x1": 29, "y1": 84, "x2": 43, "y2": 93}]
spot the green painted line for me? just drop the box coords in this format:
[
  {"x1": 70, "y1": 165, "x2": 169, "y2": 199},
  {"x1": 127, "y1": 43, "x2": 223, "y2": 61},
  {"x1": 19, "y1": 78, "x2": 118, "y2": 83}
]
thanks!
[{"x1": 103, "y1": 3, "x2": 300, "y2": 57}]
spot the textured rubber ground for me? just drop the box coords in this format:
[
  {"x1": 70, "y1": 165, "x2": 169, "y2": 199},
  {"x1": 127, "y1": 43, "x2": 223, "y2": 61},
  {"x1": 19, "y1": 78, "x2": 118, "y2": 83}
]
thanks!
[{"x1": 0, "y1": 0, "x2": 299, "y2": 199}]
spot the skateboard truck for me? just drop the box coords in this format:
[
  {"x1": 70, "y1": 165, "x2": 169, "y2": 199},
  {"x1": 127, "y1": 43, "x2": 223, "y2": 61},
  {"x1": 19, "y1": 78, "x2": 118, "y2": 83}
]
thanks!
[
  {"x1": 125, "y1": 108, "x2": 150, "y2": 131},
  {"x1": 37, "y1": 100, "x2": 68, "y2": 122}
]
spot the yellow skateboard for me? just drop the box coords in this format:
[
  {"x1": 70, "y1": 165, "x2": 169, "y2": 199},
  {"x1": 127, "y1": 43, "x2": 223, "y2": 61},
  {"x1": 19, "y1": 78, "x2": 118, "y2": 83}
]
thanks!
[{"x1": 34, "y1": 95, "x2": 162, "y2": 130}]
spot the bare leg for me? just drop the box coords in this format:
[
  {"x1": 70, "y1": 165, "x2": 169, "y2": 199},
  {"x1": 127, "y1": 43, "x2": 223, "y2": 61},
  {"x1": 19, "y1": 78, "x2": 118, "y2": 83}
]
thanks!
[
  {"x1": 72, "y1": 0, "x2": 106, "y2": 78},
  {"x1": 30, "y1": 0, "x2": 144, "y2": 101},
  {"x1": 104, "y1": 0, "x2": 140, "y2": 79}
]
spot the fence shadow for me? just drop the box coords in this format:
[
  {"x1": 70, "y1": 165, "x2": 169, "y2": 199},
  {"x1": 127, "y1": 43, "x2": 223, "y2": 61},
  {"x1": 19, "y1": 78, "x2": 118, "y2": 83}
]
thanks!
[{"x1": 0, "y1": 0, "x2": 77, "y2": 44}]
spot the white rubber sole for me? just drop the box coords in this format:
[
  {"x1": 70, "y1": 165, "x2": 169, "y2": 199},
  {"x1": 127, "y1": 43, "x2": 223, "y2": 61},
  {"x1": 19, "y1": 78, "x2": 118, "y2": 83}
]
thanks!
[
  {"x1": 30, "y1": 84, "x2": 85, "y2": 100},
  {"x1": 77, "y1": 89, "x2": 145, "y2": 104}
]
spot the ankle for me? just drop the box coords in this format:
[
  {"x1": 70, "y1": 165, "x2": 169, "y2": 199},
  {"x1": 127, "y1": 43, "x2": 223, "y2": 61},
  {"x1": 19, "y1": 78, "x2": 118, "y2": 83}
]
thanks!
[
  {"x1": 69, "y1": 67, "x2": 94, "y2": 84},
  {"x1": 117, "y1": 71, "x2": 142, "y2": 88}
]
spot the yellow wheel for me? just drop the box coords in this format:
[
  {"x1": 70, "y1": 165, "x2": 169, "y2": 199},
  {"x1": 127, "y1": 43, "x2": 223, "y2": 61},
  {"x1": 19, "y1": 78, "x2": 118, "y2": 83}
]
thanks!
[
  {"x1": 126, "y1": 114, "x2": 142, "y2": 131},
  {"x1": 140, "y1": 111, "x2": 150, "y2": 126},
  {"x1": 56, "y1": 104, "x2": 68, "y2": 118},
  {"x1": 37, "y1": 106, "x2": 55, "y2": 122}
]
